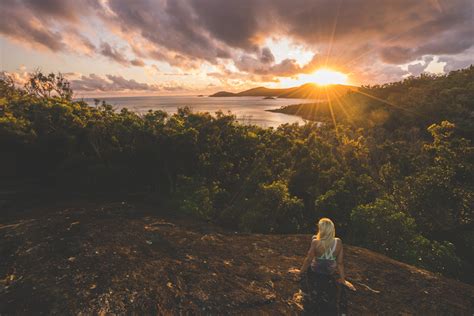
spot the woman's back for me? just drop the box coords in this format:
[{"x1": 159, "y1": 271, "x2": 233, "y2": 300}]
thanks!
[
  {"x1": 298, "y1": 218, "x2": 348, "y2": 315},
  {"x1": 310, "y1": 237, "x2": 340, "y2": 275}
]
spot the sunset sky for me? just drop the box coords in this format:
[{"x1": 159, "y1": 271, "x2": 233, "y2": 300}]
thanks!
[{"x1": 0, "y1": 0, "x2": 473, "y2": 96}]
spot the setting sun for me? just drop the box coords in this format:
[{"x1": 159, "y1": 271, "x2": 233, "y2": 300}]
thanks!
[{"x1": 302, "y1": 69, "x2": 349, "y2": 86}]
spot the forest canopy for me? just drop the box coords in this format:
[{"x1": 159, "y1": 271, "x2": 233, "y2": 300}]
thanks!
[{"x1": 0, "y1": 67, "x2": 473, "y2": 283}]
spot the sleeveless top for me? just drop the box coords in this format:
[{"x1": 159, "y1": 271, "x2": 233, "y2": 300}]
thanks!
[{"x1": 310, "y1": 238, "x2": 338, "y2": 275}]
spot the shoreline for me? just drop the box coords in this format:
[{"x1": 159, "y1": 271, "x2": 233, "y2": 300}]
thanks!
[{"x1": 266, "y1": 102, "x2": 324, "y2": 121}]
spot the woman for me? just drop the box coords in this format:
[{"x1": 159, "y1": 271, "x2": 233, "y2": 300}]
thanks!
[{"x1": 297, "y1": 218, "x2": 351, "y2": 315}]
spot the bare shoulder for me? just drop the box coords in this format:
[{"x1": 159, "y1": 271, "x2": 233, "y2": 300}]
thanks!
[{"x1": 335, "y1": 238, "x2": 343, "y2": 257}]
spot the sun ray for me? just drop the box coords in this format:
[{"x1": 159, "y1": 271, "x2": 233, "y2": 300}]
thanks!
[
  {"x1": 353, "y1": 89, "x2": 423, "y2": 117},
  {"x1": 329, "y1": 87, "x2": 356, "y2": 127},
  {"x1": 325, "y1": 0, "x2": 343, "y2": 67},
  {"x1": 324, "y1": 87, "x2": 340, "y2": 141}
]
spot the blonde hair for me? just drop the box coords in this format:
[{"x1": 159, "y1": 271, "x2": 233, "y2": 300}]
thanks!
[{"x1": 316, "y1": 218, "x2": 336, "y2": 254}]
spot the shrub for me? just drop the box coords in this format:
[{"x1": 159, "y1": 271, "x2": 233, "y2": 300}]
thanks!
[
  {"x1": 239, "y1": 181, "x2": 305, "y2": 233},
  {"x1": 351, "y1": 197, "x2": 463, "y2": 277}
]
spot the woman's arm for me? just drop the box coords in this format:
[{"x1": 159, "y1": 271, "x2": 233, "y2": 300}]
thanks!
[
  {"x1": 336, "y1": 239, "x2": 345, "y2": 282},
  {"x1": 299, "y1": 240, "x2": 317, "y2": 277}
]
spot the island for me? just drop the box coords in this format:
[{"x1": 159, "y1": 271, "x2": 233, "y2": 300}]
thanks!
[{"x1": 209, "y1": 83, "x2": 357, "y2": 99}]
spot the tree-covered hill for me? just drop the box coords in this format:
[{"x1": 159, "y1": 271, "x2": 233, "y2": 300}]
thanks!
[
  {"x1": 0, "y1": 69, "x2": 473, "y2": 283},
  {"x1": 270, "y1": 65, "x2": 474, "y2": 138}
]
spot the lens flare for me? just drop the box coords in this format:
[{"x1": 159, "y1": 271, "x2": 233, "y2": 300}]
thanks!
[{"x1": 301, "y1": 69, "x2": 349, "y2": 86}]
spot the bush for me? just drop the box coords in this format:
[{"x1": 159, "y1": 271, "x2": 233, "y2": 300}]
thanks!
[
  {"x1": 351, "y1": 197, "x2": 463, "y2": 277},
  {"x1": 174, "y1": 177, "x2": 222, "y2": 220},
  {"x1": 351, "y1": 198, "x2": 419, "y2": 259},
  {"x1": 239, "y1": 181, "x2": 305, "y2": 233}
]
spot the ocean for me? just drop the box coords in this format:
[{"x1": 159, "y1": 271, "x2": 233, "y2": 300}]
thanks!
[{"x1": 82, "y1": 95, "x2": 312, "y2": 128}]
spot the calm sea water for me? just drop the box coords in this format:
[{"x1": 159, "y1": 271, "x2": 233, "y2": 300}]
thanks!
[{"x1": 82, "y1": 95, "x2": 311, "y2": 128}]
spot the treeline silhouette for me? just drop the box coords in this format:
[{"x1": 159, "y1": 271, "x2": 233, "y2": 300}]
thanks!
[{"x1": 0, "y1": 68, "x2": 472, "y2": 283}]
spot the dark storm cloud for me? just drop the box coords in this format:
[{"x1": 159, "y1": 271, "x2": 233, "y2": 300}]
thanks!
[
  {"x1": 104, "y1": 0, "x2": 232, "y2": 64},
  {"x1": 190, "y1": 0, "x2": 263, "y2": 50}
]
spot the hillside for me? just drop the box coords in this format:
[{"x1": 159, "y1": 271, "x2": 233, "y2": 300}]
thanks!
[
  {"x1": 269, "y1": 67, "x2": 474, "y2": 136},
  {"x1": 209, "y1": 83, "x2": 356, "y2": 99},
  {"x1": 1, "y1": 201, "x2": 473, "y2": 314},
  {"x1": 267, "y1": 101, "x2": 329, "y2": 119}
]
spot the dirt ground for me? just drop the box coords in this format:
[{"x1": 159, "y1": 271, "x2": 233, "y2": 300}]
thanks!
[{"x1": 1, "y1": 201, "x2": 473, "y2": 315}]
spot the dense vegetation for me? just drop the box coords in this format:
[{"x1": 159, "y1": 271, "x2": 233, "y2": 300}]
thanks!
[{"x1": 0, "y1": 68, "x2": 473, "y2": 283}]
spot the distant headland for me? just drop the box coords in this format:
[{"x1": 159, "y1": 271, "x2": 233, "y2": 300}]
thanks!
[{"x1": 209, "y1": 83, "x2": 358, "y2": 99}]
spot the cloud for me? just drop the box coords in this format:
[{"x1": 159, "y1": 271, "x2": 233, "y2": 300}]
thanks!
[
  {"x1": 0, "y1": 0, "x2": 99, "y2": 52},
  {"x1": 70, "y1": 73, "x2": 188, "y2": 94},
  {"x1": 0, "y1": 0, "x2": 144, "y2": 67},
  {"x1": 130, "y1": 59, "x2": 146, "y2": 67},
  {"x1": 0, "y1": 67, "x2": 31, "y2": 86},
  {"x1": 0, "y1": 1, "x2": 65, "y2": 52},
  {"x1": 406, "y1": 56, "x2": 434, "y2": 76},
  {"x1": 357, "y1": 63, "x2": 410, "y2": 85},
  {"x1": 2, "y1": 68, "x2": 190, "y2": 94},
  {"x1": 439, "y1": 55, "x2": 474, "y2": 73},
  {"x1": 99, "y1": 42, "x2": 129, "y2": 65},
  {"x1": 99, "y1": 42, "x2": 145, "y2": 67},
  {"x1": 103, "y1": 0, "x2": 232, "y2": 65},
  {"x1": 22, "y1": 0, "x2": 96, "y2": 22},
  {"x1": 1, "y1": 0, "x2": 473, "y2": 85},
  {"x1": 190, "y1": 0, "x2": 264, "y2": 50},
  {"x1": 70, "y1": 74, "x2": 160, "y2": 92},
  {"x1": 102, "y1": 0, "x2": 473, "y2": 83},
  {"x1": 259, "y1": 47, "x2": 275, "y2": 64}
]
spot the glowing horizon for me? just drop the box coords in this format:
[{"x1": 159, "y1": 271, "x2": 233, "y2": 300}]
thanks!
[{"x1": 299, "y1": 69, "x2": 349, "y2": 86}]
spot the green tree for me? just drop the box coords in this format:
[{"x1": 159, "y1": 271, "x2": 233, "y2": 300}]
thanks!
[{"x1": 239, "y1": 181, "x2": 305, "y2": 233}]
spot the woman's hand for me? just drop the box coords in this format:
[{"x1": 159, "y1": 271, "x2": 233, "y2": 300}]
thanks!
[
  {"x1": 338, "y1": 279, "x2": 356, "y2": 291},
  {"x1": 288, "y1": 268, "x2": 300, "y2": 274},
  {"x1": 288, "y1": 268, "x2": 302, "y2": 281}
]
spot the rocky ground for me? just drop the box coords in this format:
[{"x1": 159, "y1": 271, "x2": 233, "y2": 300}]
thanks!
[{"x1": 1, "y1": 201, "x2": 473, "y2": 315}]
